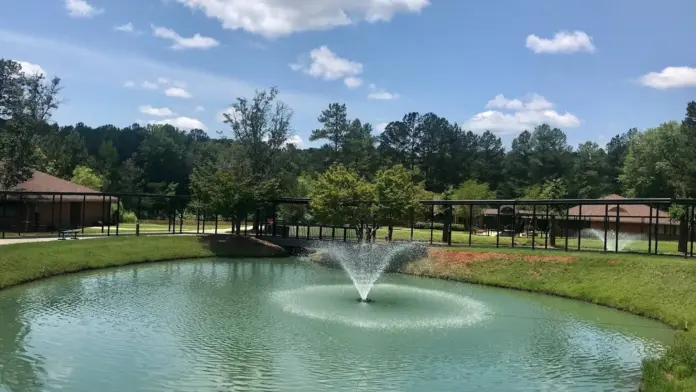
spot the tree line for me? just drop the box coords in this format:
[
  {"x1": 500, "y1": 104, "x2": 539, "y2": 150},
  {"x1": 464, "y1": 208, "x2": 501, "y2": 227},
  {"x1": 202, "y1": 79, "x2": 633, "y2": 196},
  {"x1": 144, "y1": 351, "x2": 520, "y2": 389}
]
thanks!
[{"x1": 2, "y1": 58, "x2": 696, "y2": 235}]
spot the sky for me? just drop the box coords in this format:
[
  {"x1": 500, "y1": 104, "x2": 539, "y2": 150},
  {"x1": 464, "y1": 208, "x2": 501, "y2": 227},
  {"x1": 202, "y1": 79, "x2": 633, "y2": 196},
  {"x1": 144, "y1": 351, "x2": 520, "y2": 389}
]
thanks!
[{"x1": 1, "y1": 0, "x2": 695, "y2": 149}]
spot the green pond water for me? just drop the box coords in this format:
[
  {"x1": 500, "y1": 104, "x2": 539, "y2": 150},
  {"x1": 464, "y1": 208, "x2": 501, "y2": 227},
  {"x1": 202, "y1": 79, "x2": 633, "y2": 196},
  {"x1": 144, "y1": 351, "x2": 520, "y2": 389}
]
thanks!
[{"x1": 0, "y1": 258, "x2": 673, "y2": 392}]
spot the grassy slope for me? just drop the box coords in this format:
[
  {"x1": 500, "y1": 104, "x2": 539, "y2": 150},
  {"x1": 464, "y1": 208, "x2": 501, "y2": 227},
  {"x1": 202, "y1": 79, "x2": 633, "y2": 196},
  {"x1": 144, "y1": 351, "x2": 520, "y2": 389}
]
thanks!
[
  {"x1": 0, "y1": 235, "x2": 286, "y2": 290},
  {"x1": 403, "y1": 248, "x2": 696, "y2": 391}
]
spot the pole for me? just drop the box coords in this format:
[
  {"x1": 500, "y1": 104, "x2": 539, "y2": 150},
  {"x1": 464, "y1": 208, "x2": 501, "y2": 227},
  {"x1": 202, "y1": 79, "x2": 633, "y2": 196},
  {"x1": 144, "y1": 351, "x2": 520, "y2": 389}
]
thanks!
[
  {"x1": 81, "y1": 195, "x2": 86, "y2": 234},
  {"x1": 511, "y1": 202, "x2": 516, "y2": 248},
  {"x1": 544, "y1": 205, "x2": 549, "y2": 249},
  {"x1": 577, "y1": 205, "x2": 582, "y2": 251},
  {"x1": 564, "y1": 207, "x2": 569, "y2": 252},
  {"x1": 615, "y1": 203, "x2": 620, "y2": 252},
  {"x1": 115, "y1": 198, "x2": 120, "y2": 236},
  {"x1": 58, "y1": 194, "x2": 63, "y2": 238},
  {"x1": 655, "y1": 205, "x2": 660, "y2": 255},
  {"x1": 215, "y1": 214, "x2": 218, "y2": 234},
  {"x1": 136, "y1": 196, "x2": 141, "y2": 236},
  {"x1": 648, "y1": 204, "x2": 653, "y2": 254},
  {"x1": 101, "y1": 195, "x2": 105, "y2": 234},
  {"x1": 532, "y1": 205, "x2": 537, "y2": 250},
  {"x1": 603, "y1": 204, "x2": 608, "y2": 252},
  {"x1": 468, "y1": 205, "x2": 473, "y2": 247},
  {"x1": 429, "y1": 205, "x2": 434, "y2": 244},
  {"x1": 496, "y1": 205, "x2": 501, "y2": 248},
  {"x1": 107, "y1": 196, "x2": 111, "y2": 236}
]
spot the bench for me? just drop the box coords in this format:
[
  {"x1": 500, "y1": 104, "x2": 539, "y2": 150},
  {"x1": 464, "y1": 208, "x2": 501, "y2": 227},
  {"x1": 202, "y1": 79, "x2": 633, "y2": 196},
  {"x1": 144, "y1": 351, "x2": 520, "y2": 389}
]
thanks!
[{"x1": 58, "y1": 229, "x2": 80, "y2": 240}]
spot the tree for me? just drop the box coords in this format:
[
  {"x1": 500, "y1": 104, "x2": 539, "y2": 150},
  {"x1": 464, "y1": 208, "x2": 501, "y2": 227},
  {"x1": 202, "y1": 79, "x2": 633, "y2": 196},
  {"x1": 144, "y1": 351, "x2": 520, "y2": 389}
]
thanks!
[
  {"x1": 342, "y1": 119, "x2": 377, "y2": 178},
  {"x1": 529, "y1": 124, "x2": 572, "y2": 185},
  {"x1": 620, "y1": 122, "x2": 683, "y2": 198},
  {"x1": 0, "y1": 59, "x2": 62, "y2": 189},
  {"x1": 473, "y1": 131, "x2": 505, "y2": 190},
  {"x1": 569, "y1": 142, "x2": 610, "y2": 198},
  {"x1": 190, "y1": 143, "x2": 280, "y2": 234},
  {"x1": 500, "y1": 130, "x2": 534, "y2": 198},
  {"x1": 222, "y1": 87, "x2": 293, "y2": 189},
  {"x1": 452, "y1": 180, "x2": 495, "y2": 228},
  {"x1": 310, "y1": 103, "x2": 348, "y2": 164},
  {"x1": 605, "y1": 128, "x2": 638, "y2": 194},
  {"x1": 378, "y1": 112, "x2": 424, "y2": 172},
  {"x1": 71, "y1": 165, "x2": 104, "y2": 191},
  {"x1": 539, "y1": 178, "x2": 568, "y2": 247},
  {"x1": 373, "y1": 165, "x2": 423, "y2": 240},
  {"x1": 309, "y1": 164, "x2": 376, "y2": 242}
]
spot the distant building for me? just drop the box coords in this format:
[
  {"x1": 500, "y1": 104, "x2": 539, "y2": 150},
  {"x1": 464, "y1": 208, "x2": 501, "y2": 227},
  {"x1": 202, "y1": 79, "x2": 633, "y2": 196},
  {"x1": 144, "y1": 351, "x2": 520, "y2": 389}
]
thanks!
[
  {"x1": 475, "y1": 194, "x2": 679, "y2": 239},
  {"x1": 565, "y1": 194, "x2": 679, "y2": 238},
  {"x1": 0, "y1": 171, "x2": 112, "y2": 233}
]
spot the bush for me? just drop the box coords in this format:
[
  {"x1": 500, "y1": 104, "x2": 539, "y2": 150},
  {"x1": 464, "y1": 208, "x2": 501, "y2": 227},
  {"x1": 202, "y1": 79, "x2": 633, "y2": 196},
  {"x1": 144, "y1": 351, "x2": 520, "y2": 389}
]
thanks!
[
  {"x1": 120, "y1": 210, "x2": 138, "y2": 224},
  {"x1": 412, "y1": 222, "x2": 469, "y2": 231}
]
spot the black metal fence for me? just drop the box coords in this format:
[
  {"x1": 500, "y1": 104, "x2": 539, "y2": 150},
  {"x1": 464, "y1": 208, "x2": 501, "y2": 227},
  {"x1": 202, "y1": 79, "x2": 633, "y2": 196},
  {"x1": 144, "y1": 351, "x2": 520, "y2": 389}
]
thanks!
[{"x1": 1, "y1": 191, "x2": 695, "y2": 258}]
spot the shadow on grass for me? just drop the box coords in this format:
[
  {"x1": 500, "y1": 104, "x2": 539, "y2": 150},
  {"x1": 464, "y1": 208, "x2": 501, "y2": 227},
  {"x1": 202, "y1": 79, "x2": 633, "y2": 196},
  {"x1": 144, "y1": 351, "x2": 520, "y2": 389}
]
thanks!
[{"x1": 195, "y1": 234, "x2": 290, "y2": 258}]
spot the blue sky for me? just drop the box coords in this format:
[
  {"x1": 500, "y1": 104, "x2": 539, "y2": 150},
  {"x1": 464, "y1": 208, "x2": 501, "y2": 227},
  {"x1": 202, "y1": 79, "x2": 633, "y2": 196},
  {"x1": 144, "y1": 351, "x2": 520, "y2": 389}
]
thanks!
[{"x1": 1, "y1": 0, "x2": 695, "y2": 148}]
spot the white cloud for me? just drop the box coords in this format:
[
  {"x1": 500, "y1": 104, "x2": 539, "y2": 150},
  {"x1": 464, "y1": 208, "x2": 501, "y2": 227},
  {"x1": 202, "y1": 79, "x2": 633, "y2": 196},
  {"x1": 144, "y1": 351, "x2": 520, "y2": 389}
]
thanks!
[
  {"x1": 124, "y1": 80, "x2": 135, "y2": 88},
  {"x1": 639, "y1": 66, "x2": 696, "y2": 89},
  {"x1": 217, "y1": 107, "x2": 239, "y2": 122},
  {"x1": 157, "y1": 77, "x2": 170, "y2": 84},
  {"x1": 195, "y1": 105, "x2": 205, "y2": 112},
  {"x1": 465, "y1": 94, "x2": 580, "y2": 135},
  {"x1": 292, "y1": 46, "x2": 363, "y2": 81},
  {"x1": 344, "y1": 76, "x2": 363, "y2": 88},
  {"x1": 150, "y1": 116, "x2": 207, "y2": 130},
  {"x1": 114, "y1": 23, "x2": 135, "y2": 33},
  {"x1": 485, "y1": 94, "x2": 554, "y2": 111},
  {"x1": 526, "y1": 31, "x2": 595, "y2": 54},
  {"x1": 139, "y1": 105, "x2": 176, "y2": 117},
  {"x1": 65, "y1": 0, "x2": 103, "y2": 18},
  {"x1": 367, "y1": 84, "x2": 399, "y2": 100},
  {"x1": 16, "y1": 61, "x2": 46, "y2": 77},
  {"x1": 375, "y1": 122, "x2": 388, "y2": 133},
  {"x1": 151, "y1": 25, "x2": 219, "y2": 50},
  {"x1": 174, "y1": 0, "x2": 430, "y2": 38},
  {"x1": 165, "y1": 87, "x2": 192, "y2": 98},
  {"x1": 142, "y1": 81, "x2": 158, "y2": 89},
  {"x1": 285, "y1": 135, "x2": 303, "y2": 147}
]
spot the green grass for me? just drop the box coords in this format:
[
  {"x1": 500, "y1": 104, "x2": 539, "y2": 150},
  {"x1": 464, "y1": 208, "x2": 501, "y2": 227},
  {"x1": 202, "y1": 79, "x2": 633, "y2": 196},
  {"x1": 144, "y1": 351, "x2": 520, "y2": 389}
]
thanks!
[
  {"x1": 288, "y1": 225, "x2": 682, "y2": 254},
  {"x1": 402, "y1": 247, "x2": 696, "y2": 391},
  {"x1": 0, "y1": 235, "x2": 285, "y2": 290}
]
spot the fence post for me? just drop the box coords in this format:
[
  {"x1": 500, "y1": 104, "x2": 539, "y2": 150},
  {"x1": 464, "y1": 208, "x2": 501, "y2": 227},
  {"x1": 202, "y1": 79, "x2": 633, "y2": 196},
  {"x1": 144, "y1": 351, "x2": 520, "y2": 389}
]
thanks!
[
  {"x1": 577, "y1": 205, "x2": 582, "y2": 251},
  {"x1": 1, "y1": 194, "x2": 5, "y2": 239},
  {"x1": 496, "y1": 205, "x2": 501, "y2": 248},
  {"x1": 215, "y1": 214, "x2": 218, "y2": 235},
  {"x1": 531, "y1": 205, "x2": 536, "y2": 250},
  {"x1": 544, "y1": 205, "x2": 549, "y2": 249},
  {"x1": 101, "y1": 195, "x2": 105, "y2": 234},
  {"x1": 81, "y1": 195, "x2": 86, "y2": 234},
  {"x1": 615, "y1": 203, "x2": 620, "y2": 252},
  {"x1": 564, "y1": 207, "x2": 569, "y2": 252},
  {"x1": 468, "y1": 204, "x2": 473, "y2": 247},
  {"x1": 179, "y1": 200, "x2": 184, "y2": 234},
  {"x1": 690, "y1": 203, "x2": 695, "y2": 257},
  {"x1": 429, "y1": 205, "x2": 435, "y2": 245},
  {"x1": 511, "y1": 202, "x2": 516, "y2": 248},
  {"x1": 107, "y1": 196, "x2": 111, "y2": 236},
  {"x1": 115, "y1": 198, "x2": 120, "y2": 236},
  {"x1": 648, "y1": 204, "x2": 653, "y2": 254},
  {"x1": 655, "y1": 205, "x2": 660, "y2": 255},
  {"x1": 202, "y1": 208, "x2": 206, "y2": 234},
  {"x1": 58, "y1": 194, "x2": 63, "y2": 238},
  {"x1": 603, "y1": 204, "x2": 608, "y2": 252},
  {"x1": 51, "y1": 194, "x2": 55, "y2": 234}
]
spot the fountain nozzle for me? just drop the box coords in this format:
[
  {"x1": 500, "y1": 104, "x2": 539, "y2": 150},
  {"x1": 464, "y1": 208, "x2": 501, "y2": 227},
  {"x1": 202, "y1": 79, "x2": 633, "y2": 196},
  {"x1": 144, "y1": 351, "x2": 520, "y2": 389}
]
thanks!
[{"x1": 356, "y1": 298, "x2": 375, "y2": 303}]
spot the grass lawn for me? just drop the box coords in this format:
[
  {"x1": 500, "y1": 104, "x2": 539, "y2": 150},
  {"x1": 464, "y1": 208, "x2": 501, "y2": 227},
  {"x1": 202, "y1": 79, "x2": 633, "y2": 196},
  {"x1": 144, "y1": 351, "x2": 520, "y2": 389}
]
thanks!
[
  {"x1": 287, "y1": 225, "x2": 682, "y2": 254},
  {"x1": 402, "y1": 247, "x2": 696, "y2": 391},
  {"x1": 0, "y1": 235, "x2": 286, "y2": 290}
]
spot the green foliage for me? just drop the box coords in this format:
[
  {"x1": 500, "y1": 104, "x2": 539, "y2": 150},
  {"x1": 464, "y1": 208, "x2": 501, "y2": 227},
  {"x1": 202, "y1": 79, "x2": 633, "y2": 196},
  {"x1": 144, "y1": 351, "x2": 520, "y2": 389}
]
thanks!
[
  {"x1": 373, "y1": 165, "x2": 423, "y2": 226},
  {"x1": 452, "y1": 180, "x2": 495, "y2": 222},
  {"x1": 71, "y1": 165, "x2": 104, "y2": 191},
  {"x1": 309, "y1": 164, "x2": 375, "y2": 239},
  {"x1": 620, "y1": 121, "x2": 685, "y2": 198}
]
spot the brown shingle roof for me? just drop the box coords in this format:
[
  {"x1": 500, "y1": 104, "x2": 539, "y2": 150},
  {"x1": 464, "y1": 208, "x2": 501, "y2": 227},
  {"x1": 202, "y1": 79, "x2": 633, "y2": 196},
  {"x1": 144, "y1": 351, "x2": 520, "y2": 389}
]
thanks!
[{"x1": 7, "y1": 171, "x2": 105, "y2": 202}]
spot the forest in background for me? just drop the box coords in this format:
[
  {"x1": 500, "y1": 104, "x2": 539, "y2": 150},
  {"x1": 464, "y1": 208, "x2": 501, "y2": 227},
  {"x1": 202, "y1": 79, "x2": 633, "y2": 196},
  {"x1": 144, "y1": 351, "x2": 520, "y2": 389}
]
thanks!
[{"x1": 2, "y1": 58, "x2": 696, "y2": 232}]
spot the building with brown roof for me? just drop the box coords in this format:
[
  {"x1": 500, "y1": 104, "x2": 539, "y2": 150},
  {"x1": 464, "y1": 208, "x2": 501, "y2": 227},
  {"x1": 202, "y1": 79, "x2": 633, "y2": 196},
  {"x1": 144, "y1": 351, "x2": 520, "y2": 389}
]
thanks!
[
  {"x1": 565, "y1": 194, "x2": 679, "y2": 238},
  {"x1": 1, "y1": 171, "x2": 113, "y2": 233}
]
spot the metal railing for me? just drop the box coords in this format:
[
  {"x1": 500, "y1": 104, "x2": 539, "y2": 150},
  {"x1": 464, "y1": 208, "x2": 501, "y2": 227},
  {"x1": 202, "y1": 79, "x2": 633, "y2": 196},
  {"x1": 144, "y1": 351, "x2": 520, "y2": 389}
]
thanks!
[{"x1": 1, "y1": 191, "x2": 694, "y2": 258}]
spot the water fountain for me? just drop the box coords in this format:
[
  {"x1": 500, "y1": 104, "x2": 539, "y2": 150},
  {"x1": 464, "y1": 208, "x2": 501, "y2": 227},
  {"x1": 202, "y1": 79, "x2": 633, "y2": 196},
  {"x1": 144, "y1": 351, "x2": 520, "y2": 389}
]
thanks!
[
  {"x1": 582, "y1": 229, "x2": 643, "y2": 252},
  {"x1": 322, "y1": 242, "x2": 424, "y2": 302}
]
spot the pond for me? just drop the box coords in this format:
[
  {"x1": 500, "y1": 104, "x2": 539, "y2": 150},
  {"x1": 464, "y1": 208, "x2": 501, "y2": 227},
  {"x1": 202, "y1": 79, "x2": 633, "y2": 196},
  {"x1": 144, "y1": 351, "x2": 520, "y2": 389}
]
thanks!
[{"x1": 0, "y1": 258, "x2": 673, "y2": 392}]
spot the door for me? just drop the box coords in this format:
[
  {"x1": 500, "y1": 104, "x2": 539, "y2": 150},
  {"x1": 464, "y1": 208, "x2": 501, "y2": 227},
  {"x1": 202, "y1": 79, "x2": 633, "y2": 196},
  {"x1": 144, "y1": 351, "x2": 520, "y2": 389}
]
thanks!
[{"x1": 70, "y1": 202, "x2": 82, "y2": 229}]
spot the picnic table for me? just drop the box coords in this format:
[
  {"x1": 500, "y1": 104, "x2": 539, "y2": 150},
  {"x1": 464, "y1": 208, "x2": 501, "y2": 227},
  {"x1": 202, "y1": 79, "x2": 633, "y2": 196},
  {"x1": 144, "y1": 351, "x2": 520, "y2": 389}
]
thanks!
[{"x1": 58, "y1": 229, "x2": 80, "y2": 240}]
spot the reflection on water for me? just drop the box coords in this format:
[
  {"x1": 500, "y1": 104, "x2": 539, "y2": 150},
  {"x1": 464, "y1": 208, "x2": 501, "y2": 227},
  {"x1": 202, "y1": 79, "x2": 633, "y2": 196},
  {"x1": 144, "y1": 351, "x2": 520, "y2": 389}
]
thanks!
[{"x1": 0, "y1": 258, "x2": 673, "y2": 392}]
